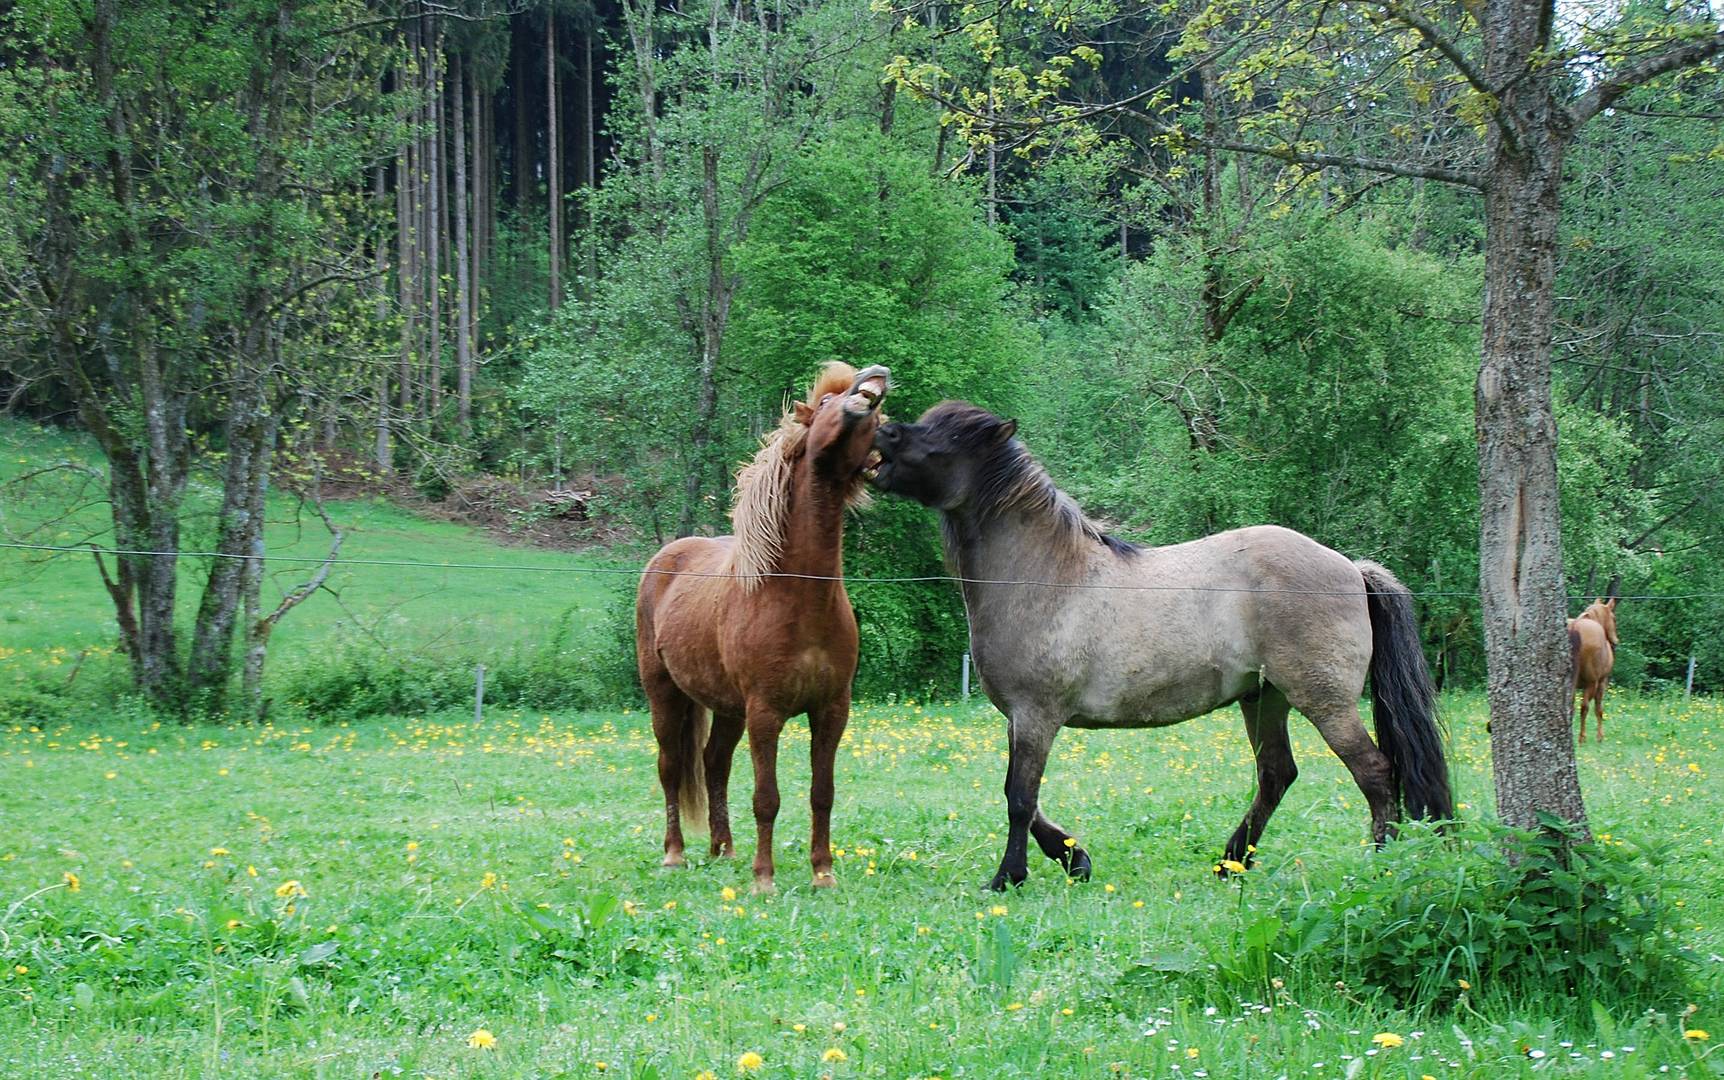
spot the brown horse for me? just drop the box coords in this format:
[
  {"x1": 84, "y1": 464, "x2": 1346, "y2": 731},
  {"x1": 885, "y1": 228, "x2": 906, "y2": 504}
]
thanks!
[
  {"x1": 1568, "y1": 597, "x2": 1618, "y2": 743},
  {"x1": 636, "y1": 362, "x2": 890, "y2": 892}
]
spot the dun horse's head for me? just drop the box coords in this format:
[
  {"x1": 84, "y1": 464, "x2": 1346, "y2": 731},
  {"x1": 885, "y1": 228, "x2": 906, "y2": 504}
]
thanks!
[
  {"x1": 791, "y1": 362, "x2": 891, "y2": 490},
  {"x1": 868, "y1": 401, "x2": 1018, "y2": 511},
  {"x1": 1582, "y1": 597, "x2": 1619, "y2": 646}
]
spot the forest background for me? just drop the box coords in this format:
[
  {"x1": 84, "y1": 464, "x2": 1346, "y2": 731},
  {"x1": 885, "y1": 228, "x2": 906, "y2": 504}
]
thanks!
[{"x1": 1, "y1": 0, "x2": 1721, "y2": 726}]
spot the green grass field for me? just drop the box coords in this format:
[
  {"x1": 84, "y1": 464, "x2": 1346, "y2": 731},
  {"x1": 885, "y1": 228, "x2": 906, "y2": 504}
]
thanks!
[
  {"x1": 2, "y1": 693, "x2": 1720, "y2": 1078},
  {"x1": 1, "y1": 420, "x2": 624, "y2": 713}
]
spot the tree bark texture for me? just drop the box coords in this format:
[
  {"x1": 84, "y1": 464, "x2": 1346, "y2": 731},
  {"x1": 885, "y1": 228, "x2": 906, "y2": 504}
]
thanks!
[{"x1": 1477, "y1": 0, "x2": 1588, "y2": 833}]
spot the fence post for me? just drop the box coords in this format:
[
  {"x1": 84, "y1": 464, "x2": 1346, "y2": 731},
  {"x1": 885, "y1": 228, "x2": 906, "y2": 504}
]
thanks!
[
  {"x1": 1686, "y1": 654, "x2": 1697, "y2": 702},
  {"x1": 961, "y1": 652, "x2": 971, "y2": 700},
  {"x1": 475, "y1": 663, "x2": 486, "y2": 725}
]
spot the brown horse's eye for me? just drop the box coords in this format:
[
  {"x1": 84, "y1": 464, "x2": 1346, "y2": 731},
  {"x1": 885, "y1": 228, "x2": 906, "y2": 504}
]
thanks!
[{"x1": 820, "y1": 394, "x2": 833, "y2": 408}]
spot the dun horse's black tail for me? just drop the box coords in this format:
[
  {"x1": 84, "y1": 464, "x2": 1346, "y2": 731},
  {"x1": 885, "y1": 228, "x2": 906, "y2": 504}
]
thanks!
[{"x1": 1357, "y1": 561, "x2": 1454, "y2": 821}]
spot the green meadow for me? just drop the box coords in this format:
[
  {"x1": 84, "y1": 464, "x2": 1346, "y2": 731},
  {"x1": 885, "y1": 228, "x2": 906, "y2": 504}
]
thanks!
[
  {"x1": 4, "y1": 420, "x2": 1723, "y2": 1078},
  {"x1": 1, "y1": 694, "x2": 1720, "y2": 1078}
]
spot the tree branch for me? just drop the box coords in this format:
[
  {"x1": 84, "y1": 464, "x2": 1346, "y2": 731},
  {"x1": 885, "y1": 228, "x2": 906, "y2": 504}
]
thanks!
[{"x1": 1568, "y1": 29, "x2": 1724, "y2": 128}]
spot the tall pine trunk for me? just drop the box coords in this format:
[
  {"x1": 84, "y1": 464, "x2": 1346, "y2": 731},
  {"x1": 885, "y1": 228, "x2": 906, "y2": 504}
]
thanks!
[
  {"x1": 547, "y1": 9, "x2": 562, "y2": 311},
  {"x1": 454, "y1": 53, "x2": 474, "y2": 436}
]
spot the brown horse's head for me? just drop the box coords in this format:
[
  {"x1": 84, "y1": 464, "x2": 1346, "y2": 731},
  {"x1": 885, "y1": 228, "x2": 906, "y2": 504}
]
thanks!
[
  {"x1": 727, "y1": 362, "x2": 890, "y2": 588},
  {"x1": 1582, "y1": 597, "x2": 1619, "y2": 646},
  {"x1": 791, "y1": 361, "x2": 892, "y2": 492}
]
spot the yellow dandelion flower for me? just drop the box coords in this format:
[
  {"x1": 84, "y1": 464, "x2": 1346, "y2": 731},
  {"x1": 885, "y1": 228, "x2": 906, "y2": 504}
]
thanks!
[
  {"x1": 990, "y1": 904, "x2": 1007, "y2": 916},
  {"x1": 13, "y1": 965, "x2": 26, "y2": 975},
  {"x1": 225, "y1": 919, "x2": 243, "y2": 929},
  {"x1": 1062, "y1": 837, "x2": 1076, "y2": 848},
  {"x1": 695, "y1": 1073, "x2": 717, "y2": 1080},
  {"x1": 1456, "y1": 978, "x2": 1471, "y2": 990},
  {"x1": 832, "y1": 1021, "x2": 846, "y2": 1033},
  {"x1": 274, "y1": 879, "x2": 306, "y2": 899},
  {"x1": 466, "y1": 1028, "x2": 497, "y2": 1049},
  {"x1": 209, "y1": 847, "x2": 230, "y2": 856},
  {"x1": 1685, "y1": 1029, "x2": 1710, "y2": 1041},
  {"x1": 721, "y1": 886, "x2": 737, "y2": 902},
  {"x1": 792, "y1": 1023, "x2": 806, "y2": 1033},
  {"x1": 480, "y1": 871, "x2": 498, "y2": 889},
  {"x1": 595, "y1": 1063, "x2": 608, "y2": 1072},
  {"x1": 1005, "y1": 1002, "x2": 1024, "y2": 1011},
  {"x1": 63, "y1": 872, "x2": 81, "y2": 891},
  {"x1": 736, "y1": 1050, "x2": 764, "y2": 1072},
  {"x1": 1186, "y1": 1047, "x2": 1200, "y2": 1058},
  {"x1": 1221, "y1": 859, "x2": 1248, "y2": 875},
  {"x1": 822, "y1": 1048, "x2": 848, "y2": 1063},
  {"x1": 1372, "y1": 1032, "x2": 1405, "y2": 1048},
  {"x1": 1103, "y1": 883, "x2": 1115, "y2": 893}
]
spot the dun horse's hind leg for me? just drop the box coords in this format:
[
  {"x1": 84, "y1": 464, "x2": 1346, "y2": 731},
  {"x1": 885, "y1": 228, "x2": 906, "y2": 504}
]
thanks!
[
  {"x1": 648, "y1": 681, "x2": 701, "y2": 868},
  {"x1": 704, "y1": 711, "x2": 745, "y2": 857},
  {"x1": 808, "y1": 696, "x2": 851, "y2": 888},
  {"x1": 1301, "y1": 699, "x2": 1398, "y2": 846},
  {"x1": 1221, "y1": 686, "x2": 1295, "y2": 873},
  {"x1": 746, "y1": 703, "x2": 789, "y2": 893}
]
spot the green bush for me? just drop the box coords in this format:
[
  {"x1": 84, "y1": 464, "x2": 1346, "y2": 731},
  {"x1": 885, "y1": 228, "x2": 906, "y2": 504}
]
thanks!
[{"x1": 1130, "y1": 818, "x2": 1695, "y2": 1014}]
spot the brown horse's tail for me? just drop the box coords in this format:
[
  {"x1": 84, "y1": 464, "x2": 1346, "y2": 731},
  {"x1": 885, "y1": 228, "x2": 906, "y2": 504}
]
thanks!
[
  {"x1": 1357, "y1": 561, "x2": 1454, "y2": 821},
  {"x1": 674, "y1": 701, "x2": 710, "y2": 832}
]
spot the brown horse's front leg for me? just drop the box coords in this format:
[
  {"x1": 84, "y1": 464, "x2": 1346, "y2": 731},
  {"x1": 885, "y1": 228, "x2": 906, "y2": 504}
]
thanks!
[
  {"x1": 746, "y1": 706, "x2": 788, "y2": 893},
  {"x1": 808, "y1": 695, "x2": 851, "y2": 888}
]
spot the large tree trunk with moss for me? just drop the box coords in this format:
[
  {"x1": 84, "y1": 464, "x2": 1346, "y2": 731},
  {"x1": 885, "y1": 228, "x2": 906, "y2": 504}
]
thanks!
[{"x1": 1477, "y1": 0, "x2": 1587, "y2": 834}]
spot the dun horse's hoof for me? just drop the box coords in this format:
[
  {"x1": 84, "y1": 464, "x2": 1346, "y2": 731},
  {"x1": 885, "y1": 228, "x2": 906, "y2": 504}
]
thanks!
[{"x1": 1066, "y1": 849, "x2": 1092, "y2": 882}]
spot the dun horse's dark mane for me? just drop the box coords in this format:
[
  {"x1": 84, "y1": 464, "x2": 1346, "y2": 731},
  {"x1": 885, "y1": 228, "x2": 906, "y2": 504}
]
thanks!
[{"x1": 930, "y1": 403, "x2": 1139, "y2": 561}]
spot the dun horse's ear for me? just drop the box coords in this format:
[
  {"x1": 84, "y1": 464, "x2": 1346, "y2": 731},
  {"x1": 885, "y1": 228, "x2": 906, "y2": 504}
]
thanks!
[
  {"x1": 1606, "y1": 597, "x2": 1617, "y2": 610},
  {"x1": 995, "y1": 418, "x2": 1018, "y2": 444},
  {"x1": 793, "y1": 401, "x2": 815, "y2": 425}
]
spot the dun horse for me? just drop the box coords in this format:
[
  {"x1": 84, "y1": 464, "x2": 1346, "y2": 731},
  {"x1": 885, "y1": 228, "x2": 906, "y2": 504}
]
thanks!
[
  {"x1": 870, "y1": 402, "x2": 1452, "y2": 890},
  {"x1": 1568, "y1": 598, "x2": 1618, "y2": 743},
  {"x1": 636, "y1": 363, "x2": 890, "y2": 892}
]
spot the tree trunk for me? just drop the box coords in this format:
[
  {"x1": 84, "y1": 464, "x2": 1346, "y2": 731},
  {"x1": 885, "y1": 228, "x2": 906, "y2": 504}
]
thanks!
[
  {"x1": 1478, "y1": 0, "x2": 1588, "y2": 834},
  {"x1": 373, "y1": 163, "x2": 393, "y2": 472},
  {"x1": 547, "y1": 8, "x2": 562, "y2": 311},
  {"x1": 426, "y1": 20, "x2": 444, "y2": 416},
  {"x1": 584, "y1": 28, "x2": 597, "y2": 282},
  {"x1": 453, "y1": 53, "x2": 473, "y2": 436},
  {"x1": 512, "y1": 15, "x2": 532, "y2": 217},
  {"x1": 675, "y1": 145, "x2": 730, "y2": 538}
]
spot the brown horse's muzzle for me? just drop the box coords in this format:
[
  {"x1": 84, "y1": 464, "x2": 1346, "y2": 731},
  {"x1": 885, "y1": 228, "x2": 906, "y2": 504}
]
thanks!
[{"x1": 843, "y1": 365, "x2": 891, "y2": 417}]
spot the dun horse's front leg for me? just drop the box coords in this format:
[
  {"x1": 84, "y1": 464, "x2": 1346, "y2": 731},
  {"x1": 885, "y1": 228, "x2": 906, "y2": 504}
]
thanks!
[
  {"x1": 991, "y1": 712, "x2": 1085, "y2": 890},
  {"x1": 745, "y1": 704, "x2": 788, "y2": 893},
  {"x1": 808, "y1": 696, "x2": 850, "y2": 888}
]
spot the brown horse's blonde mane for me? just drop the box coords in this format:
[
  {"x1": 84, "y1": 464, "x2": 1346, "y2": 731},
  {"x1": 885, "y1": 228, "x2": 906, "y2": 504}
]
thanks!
[{"x1": 725, "y1": 362, "x2": 866, "y2": 589}]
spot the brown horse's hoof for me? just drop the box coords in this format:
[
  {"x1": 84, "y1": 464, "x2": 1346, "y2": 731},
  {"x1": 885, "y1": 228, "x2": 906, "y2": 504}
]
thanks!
[
  {"x1": 752, "y1": 876, "x2": 776, "y2": 895},
  {"x1": 812, "y1": 871, "x2": 837, "y2": 889},
  {"x1": 662, "y1": 851, "x2": 686, "y2": 868}
]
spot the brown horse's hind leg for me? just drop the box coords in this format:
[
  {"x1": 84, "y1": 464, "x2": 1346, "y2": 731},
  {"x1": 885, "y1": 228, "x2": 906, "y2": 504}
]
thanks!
[
  {"x1": 1593, "y1": 681, "x2": 1607, "y2": 743},
  {"x1": 1302, "y1": 699, "x2": 1398, "y2": 846},
  {"x1": 1221, "y1": 686, "x2": 1295, "y2": 873},
  {"x1": 746, "y1": 704, "x2": 789, "y2": 893},
  {"x1": 704, "y1": 711, "x2": 745, "y2": 857},
  {"x1": 808, "y1": 695, "x2": 851, "y2": 888},
  {"x1": 648, "y1": 682, "x2": 702, "y2": 868}
]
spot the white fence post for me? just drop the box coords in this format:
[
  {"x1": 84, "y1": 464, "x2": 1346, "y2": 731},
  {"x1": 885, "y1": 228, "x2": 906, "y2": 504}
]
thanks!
[
  {"x1": 961, "y1": 652, "x2": 971, "y2": 700},
  {"x1": 475, "y1": 663, "x2": 486, "y2": 725}
]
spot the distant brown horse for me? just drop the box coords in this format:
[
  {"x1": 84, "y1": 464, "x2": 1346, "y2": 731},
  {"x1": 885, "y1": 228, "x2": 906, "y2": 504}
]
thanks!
[
  {"x1": 636, "y1": 363, "x2": 890, "y2": 892},
  {"x1": 1568, "y1": 597, "x2": 1618, "y2": 743}
]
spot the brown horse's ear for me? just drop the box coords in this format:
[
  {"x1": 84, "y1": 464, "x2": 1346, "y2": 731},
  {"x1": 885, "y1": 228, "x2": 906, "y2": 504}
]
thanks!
[
  {"x1": 1606, "y1": 597, "x2": 1617, "y2": 610},
  {"x1": 995, "y1": 418, "x2": 1018, "y2": 444},
  {"x1": 792, "y1": 400, "x2": 815, "y2": 426}
]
